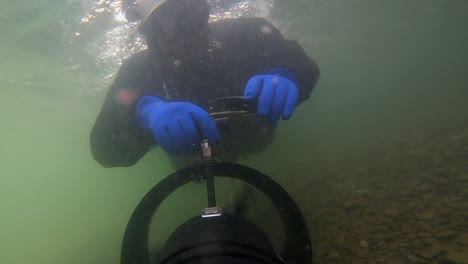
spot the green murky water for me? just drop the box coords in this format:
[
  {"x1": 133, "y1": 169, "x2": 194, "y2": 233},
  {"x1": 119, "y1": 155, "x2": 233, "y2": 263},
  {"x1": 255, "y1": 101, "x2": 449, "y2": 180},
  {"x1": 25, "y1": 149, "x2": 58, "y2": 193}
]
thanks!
[{"x1": 1, "y1": 0, "x2": 467, "y2": 263}]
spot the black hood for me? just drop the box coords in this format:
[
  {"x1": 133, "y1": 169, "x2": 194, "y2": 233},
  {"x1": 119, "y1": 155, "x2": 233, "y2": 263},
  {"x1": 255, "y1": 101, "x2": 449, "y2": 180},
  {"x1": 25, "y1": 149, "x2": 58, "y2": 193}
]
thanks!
[{"x1": 139, "y1": 0, "x2": 210, "y2": 50}]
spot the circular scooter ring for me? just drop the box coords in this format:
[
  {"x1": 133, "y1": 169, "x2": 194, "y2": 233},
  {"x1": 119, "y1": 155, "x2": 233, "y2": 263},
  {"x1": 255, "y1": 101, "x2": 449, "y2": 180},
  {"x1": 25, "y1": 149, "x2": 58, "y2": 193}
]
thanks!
[{"x1": 120, "y1": 162, "x2": 312, "y2": 264}]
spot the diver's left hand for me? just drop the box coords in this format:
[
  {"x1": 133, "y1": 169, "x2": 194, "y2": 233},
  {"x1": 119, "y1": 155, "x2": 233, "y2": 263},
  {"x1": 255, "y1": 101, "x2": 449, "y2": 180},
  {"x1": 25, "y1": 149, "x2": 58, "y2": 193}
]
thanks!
[{"x1": 244, "y1": 68, "x2": 299, "y2": 123}]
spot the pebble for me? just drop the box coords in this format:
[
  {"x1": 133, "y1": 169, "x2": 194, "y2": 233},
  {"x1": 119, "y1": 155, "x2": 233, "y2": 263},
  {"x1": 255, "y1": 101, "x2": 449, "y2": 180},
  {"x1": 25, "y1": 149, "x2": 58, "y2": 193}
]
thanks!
[
  {"x1": 435, "y1": 231, "x2": 459, "y2": 240},
  {"x1": 384, "y1": 206, "x2": 400, "y2": 217},
  {"x1": 416, "y1": 248, "x2": 446, "y2": 260},
  {"x1": 444, "y1": 250, "x2": 468, "y2": 264},
  {"x1": 359, "y1": 240, "x2": 370, "y2": 249},
  {"x1": 407, "y1": 254, "x2": 430, "y2": 264},
  {"x1": 436, "y1": 259, "x2": 457, "y2": 264},
  {"x1": 325, "y1": 251, "x2": 341, "y2": 263},
  {"x1": 416, "y1": 210, "x2": 436, "y2": 220}
]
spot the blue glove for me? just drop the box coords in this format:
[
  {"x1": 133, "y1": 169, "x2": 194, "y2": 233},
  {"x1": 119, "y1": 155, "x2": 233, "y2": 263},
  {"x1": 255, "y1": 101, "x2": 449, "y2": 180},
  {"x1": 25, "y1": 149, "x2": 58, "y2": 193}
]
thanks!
[
  {"x1": 244, "y1": 68, "x2": 300, "y2": 123},
  {"x1": 136, "y1": 96, "x2": 220, "y2": 155}
]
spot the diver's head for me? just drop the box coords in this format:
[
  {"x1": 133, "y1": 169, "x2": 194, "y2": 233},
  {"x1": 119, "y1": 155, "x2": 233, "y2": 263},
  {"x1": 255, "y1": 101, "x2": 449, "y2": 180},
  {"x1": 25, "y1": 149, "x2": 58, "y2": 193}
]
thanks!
[
  {"x1": 128, "y1": 0, "x2": 210, "y2": 55},
  {"x1": 123, "y1": 0, "x2": 165, "y2": 22}
]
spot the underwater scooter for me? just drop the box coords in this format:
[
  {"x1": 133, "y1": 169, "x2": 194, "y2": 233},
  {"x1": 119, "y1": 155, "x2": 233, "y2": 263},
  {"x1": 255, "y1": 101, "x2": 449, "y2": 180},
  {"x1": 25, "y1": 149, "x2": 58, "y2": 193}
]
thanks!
[{"x1": 120, "y1": 97, "x2": 312, "y2": 264}]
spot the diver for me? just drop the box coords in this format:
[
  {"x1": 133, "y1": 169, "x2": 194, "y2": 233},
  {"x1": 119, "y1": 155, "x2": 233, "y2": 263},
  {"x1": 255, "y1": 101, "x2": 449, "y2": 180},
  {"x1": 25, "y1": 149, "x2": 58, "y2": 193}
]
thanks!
[{"x1": 90, "y1": 0, "x2": 320, "y2": 168}]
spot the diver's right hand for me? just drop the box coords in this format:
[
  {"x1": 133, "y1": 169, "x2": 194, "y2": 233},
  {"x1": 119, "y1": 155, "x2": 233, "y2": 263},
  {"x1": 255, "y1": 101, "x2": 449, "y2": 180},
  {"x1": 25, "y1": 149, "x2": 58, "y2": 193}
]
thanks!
[{"x1": 136, "y1": 96, "x2": 220, "y2": 155}]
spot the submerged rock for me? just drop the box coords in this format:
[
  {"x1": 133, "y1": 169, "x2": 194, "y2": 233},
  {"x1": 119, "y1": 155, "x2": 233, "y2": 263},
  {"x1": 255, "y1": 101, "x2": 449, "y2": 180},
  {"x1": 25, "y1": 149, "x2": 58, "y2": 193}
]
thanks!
[
  {"x1": 407, "y1": 254, "x2": 430, "y2": 264},
  {"x1": 416, "y1": 247, "x2": 446, "y2": 260},
  {"x1": 443, "y1": 246, "x2": 468, "y2": 264},
  {"x1": 435, "y1": 231, "x2": 459, "y2": 240},
  {"x1": 359, "y1": 239, "x2": 369, "y2": 249},
  {"x1": 324, "y1": 251, "x2": 341, "y2": 263},
  {"x1": 384, "y1": 206, "x2": 400, "y2": 217}
]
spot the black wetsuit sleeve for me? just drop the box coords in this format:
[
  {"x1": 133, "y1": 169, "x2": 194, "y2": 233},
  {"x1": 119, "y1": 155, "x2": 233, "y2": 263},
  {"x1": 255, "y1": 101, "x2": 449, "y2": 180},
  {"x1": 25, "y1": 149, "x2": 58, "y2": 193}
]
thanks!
[
  {"x1": 90, "y1": 50, "x2": 156, "y2": 168},
  {"x1": 248, "y1": 18, "x2": 319, "y2": 103},
  {"x1": 275, "y1": 39, "x2": 320, "y2": 104},
  {"x1": 213, "y1": 17, "x2": 320, "y2": 103}
]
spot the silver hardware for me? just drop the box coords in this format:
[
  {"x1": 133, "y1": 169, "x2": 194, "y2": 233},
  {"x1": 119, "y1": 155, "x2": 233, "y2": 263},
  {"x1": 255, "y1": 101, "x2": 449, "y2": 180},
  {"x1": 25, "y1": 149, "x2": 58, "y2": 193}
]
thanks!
[
  {"x1": 202, "y1": 207, "x2": 222, "y2": 218},
  {"x1": 201, "y1": 139, "x2": 213, "y2": 162}
]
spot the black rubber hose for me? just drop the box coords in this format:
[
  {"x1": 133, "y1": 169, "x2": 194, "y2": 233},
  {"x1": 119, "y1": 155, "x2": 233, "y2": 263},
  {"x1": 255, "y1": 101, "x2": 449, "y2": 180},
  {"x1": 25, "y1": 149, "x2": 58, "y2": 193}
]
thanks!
[{"x1": 120, "y1": 162, "x2": 311, "y2": 264}]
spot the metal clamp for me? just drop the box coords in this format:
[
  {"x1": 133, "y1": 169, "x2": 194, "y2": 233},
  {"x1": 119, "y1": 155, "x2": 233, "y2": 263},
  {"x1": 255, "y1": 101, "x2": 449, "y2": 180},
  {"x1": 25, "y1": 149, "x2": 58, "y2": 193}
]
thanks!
[
  {"x1": 201, "y1": 139, "x2": 214, "y2": 162},
  {"x1": 202, "y1": 207, "x2": 222, "y2": 218}
]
